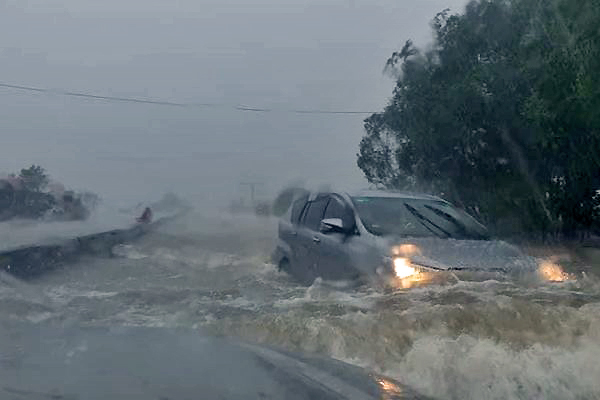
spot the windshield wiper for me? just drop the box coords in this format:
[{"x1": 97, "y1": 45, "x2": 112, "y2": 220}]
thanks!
[
  {"x1": 424, "y1": 205, "x2": 488, "y2": 240},
  {"x1": 424, "y1": 205, "x2": 469, "y2": 237},
  {"x1": 404, "y1": 203, "x2": 450, "y2": 238}
]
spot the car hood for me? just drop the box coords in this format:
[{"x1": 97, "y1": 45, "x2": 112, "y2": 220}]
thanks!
[
  {"x1": 0, "y1": 320, "x2": 432, "y2": 400},
  {"x1": 383, "y1": 236, "x2": 534, "y2": 272}
]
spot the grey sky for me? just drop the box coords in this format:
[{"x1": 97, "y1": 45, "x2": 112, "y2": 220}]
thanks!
[{"x1": 0, "y1": 0, "x2": 467, "y2": 207}]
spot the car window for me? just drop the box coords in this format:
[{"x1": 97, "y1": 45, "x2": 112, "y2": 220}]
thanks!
[
  {"x1": 302, "y1": 198, "x2": 328, "y2": 231},
  {"x1": 323, "y1": 196, "x2": 355, "y2": 231},
  {"x1": 323, "y1": 198, "x2": 345, "y2": 220},
  {"x1": 290, "y1": 197, "x2": 308, "y2": 224}
]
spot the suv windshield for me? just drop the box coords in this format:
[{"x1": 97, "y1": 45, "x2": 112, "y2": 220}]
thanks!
[{"x1": 351, "y1": 196, "x2": 489, "y2": 240}]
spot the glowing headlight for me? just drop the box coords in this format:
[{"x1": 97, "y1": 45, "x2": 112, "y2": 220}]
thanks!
[
  {"x1": 377, "y1": 378, "x2": 403, "y2": 395},
  {"x1": 393, "y1": 257, "x2": 417, "y2": 279},
  {"x1": 539, "y1": 261, "x2": 569, "y2": 282},
  {"x1": 392, "y1": 244, "x2": 420, "y2": 257}
]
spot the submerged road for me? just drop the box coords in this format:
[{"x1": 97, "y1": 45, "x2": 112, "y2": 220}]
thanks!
[{"x1": 1, "y1": 212, "x2": 600, "y2": 400}]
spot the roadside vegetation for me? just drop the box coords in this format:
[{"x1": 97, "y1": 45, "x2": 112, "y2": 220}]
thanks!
[
  {"x1": 0, "y1": 165, "x2": 99, "y2": 222},
  {"x1": 358, "y1": 0, "x2": 600, "y2": 240}
]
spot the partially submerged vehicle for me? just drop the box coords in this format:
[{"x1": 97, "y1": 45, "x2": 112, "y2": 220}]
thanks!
[
  {"x1": 272, "y1": 189, "x2": 568, "y2": 287},
  {"x1": 0, "y1": 320, "x2": 431, "y2": 400}
]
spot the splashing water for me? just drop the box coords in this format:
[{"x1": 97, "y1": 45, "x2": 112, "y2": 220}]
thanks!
[{"x1": 2, "y1": 213, "x2": 600, "y2": 400}]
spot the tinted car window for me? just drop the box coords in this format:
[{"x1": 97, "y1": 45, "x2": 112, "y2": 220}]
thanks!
[
  {"x1": 290, "y1": 198, "x2": 308, "y2": 224},
  {"x1": 302, "y1": 199, "x2": 328, "y2": 231},
  {"x1": 323, "y1": 197, "x2": 355, "y2": 230},
  {"x1": 323, "y1": 198, "x2": 345, "y2": 220}
]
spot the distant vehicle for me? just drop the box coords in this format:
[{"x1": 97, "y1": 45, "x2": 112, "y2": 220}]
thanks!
[
  {"x1": 272, "y1": 190, "x2": 561, "y2": 287},
  {"x1": 228, "y1": 182, "x2": 272, "y2": 217}
]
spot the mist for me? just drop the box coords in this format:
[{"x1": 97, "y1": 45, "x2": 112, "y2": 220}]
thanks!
[
  {"x1": 4, "y1": 3, "x2": 600, "y2": 399},
  {"x1": 0, "y1": 0, "x2": 468, "y2": 208}
]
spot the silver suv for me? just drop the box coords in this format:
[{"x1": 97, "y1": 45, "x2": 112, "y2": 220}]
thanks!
[{"x1": 272, "y1": 190, "x2": 542, "y2": 287}]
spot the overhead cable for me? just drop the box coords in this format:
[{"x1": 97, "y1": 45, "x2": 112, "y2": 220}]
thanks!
[{"x1": 0, "y1": 81, "x2": 377, "y2": 115}]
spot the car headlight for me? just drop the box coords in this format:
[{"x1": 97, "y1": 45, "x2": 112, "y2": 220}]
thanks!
[
  {"x1": 380, "y1": 255, "x2": 440, "y2": 288},
  {"x1": 538, "y1": 260, "x2": 569, "y2": 282},
  {"x1": 393, "y1": 257, "x2": 417, "y2": 279}
]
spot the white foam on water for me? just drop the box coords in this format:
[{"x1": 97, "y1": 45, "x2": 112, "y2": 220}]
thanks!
[
  {"x1": 0, "y1": 203, "x2": 138, "y2": 251},
  {"x1": 112, "y1": 244, "x2": 148, "y2": 260},
  {"x1": 150, "y1": 248, "x2": 241, "y2": 269},
  {"x1": 45, "y1": 285, "x2": 119, "y2": 305},
  {"x1": 5, "y1": 211, "x2": 600, "y2": 400},
  {"x1": 388, "y1": 335, "x2": 600, "y2": 400},
  {"x1": 0, "y1": 271, "x2": 54, "y2": 306},
  {"x1": 26, "y1": 311, "x2": 55, "y2": 323},
  {"x1": 272, "y1": 279, "x2": 380, "y2": 310}
]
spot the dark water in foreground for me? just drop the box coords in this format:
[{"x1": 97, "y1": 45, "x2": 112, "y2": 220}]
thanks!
[{"x1": 1, "y1": 213, "x2": 600, "y2": 400}]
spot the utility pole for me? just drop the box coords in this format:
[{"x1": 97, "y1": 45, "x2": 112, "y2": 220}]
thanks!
[{"x1": 240, "y1": 182, "x2": 264, "y2": 205}]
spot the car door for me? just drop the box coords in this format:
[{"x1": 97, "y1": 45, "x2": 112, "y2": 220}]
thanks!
[
  {"x1": 313, "y1": 195, "x2": 359, "y2": 281},
  {"x1": 296, "y1": 196, "x2": 329, "y2": 284},
  {"x1": 280, "y1": 196, "x2": 308, "y2": 266}
]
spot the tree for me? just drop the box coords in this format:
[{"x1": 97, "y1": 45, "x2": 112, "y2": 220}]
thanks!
[
  {"x1": 357, "y1": 0, "x2": 600, "y2": 237},
  {"x1": 19, "y1": 165, "x2": 49, "y2": 193},
  {"x1": 522, "y1": 0, "x2": 600, "y2": 236}
]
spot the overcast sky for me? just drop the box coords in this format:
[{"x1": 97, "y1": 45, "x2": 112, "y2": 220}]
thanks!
[{"x1": 0, "y1": 0, "x2": 467, "y2": 208}]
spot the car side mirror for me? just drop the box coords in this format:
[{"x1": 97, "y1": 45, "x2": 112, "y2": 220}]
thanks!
[{"x1": 320, "y1": 218, "x2": 348, "y2": 234}]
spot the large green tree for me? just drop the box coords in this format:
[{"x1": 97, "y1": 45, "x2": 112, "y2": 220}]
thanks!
[
  {"x1": 358, "y1": 0, "x2": 600, "y2": 237},
  {"x1": 523, "y1": 0, "x2": 600, "y2": 235}
]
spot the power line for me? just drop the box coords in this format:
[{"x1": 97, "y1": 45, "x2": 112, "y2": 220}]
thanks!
[
  {"x1": 293, "y1": 109, "x2": 372, "y2": 115},
  {"x1": 0, "y1": 82, "x2": 188, "y2": 107},
  {"x1": 0, "y1": 81, "x2": 377, "y2": 115},
  {"x1": 63, "y1": 91, "x2": 187, "y2": 107},
  {"x1": 235, "y1": 105, "x2": 272, "y2": 112}
]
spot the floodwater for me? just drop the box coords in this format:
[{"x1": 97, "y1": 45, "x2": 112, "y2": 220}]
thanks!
[{"x1": 1, "y1": 213, "x2": 600, "y2": 400}]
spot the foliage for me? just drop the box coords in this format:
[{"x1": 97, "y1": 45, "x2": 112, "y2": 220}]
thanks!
[
  {"x1": 357, "y1": 0, "x2": 600, "y2": 238},
  {"x1": 19, "y1": 165, "x2": 49, "y2": 193},
  {"x1": 1, "y1": 165, "x2": 98, "y2": 221}
]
